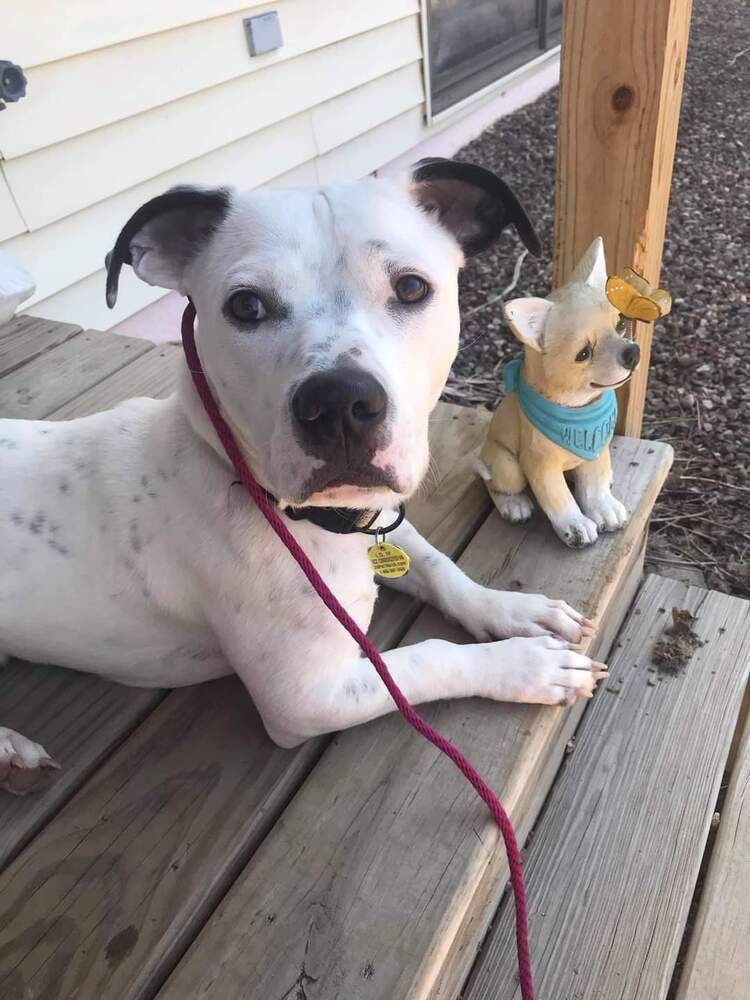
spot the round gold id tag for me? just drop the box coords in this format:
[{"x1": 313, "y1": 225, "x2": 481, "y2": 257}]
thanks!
[{"x1": 368, "y1": 541, "x2": 410, "y2": 579}]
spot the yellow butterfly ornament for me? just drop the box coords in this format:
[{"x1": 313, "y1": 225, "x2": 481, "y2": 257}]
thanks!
[{"x1": 605, "y1": 267, "x2": 672, "y2": 322}]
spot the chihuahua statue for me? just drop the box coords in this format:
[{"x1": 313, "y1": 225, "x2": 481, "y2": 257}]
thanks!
[{"x1": 478, "y1": 237, "x2": 641, "y2": 548}]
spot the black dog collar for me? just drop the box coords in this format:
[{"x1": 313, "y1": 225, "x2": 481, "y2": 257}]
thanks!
[
  {"x1": 285, "y1": 501, "x2": 406, "y2": 536},
  {"x1": 233, "y1": 481, "x2": 405, "y2": 537}
]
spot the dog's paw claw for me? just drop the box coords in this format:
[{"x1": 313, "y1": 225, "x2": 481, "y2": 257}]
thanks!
[
  {"x1": 0, "y1": 728, "x2": 59, "y2": 795},
  {"x1": 580, "y1": 493, "x2": 628, "y2": 533},
  {"x1": 479, "y1": 635, "x2": 608, "y2": 705},
  {"x1": 491, "y1": 490, "x2": 534, "y2": 524},
  {"x1": 555, "y1": 514, "x2": 599, "y2": 548}
]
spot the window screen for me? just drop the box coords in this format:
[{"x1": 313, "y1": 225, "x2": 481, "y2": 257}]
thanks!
[{"x1": 426, "y1": 0, "x2": 560, "y2": 115}]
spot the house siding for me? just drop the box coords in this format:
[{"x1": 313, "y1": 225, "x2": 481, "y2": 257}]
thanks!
[{"x1": 0, "y1": 1, "x2": 427, "y2": 329}]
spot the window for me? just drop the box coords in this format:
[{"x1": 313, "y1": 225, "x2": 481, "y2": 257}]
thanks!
[{"x1": 424, "y1": 0, "x2": 561, "y2": 116}]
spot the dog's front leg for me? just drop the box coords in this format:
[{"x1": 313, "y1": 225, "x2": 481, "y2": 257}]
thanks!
[
  {"x1": 525, "y1": 467, "x2": 599, "y2": 548},
  {"x1": 574, "y1": 449, "x2": 628, "y2": 532},
  {"x1": 258, "y1": 636, "x2": 607, "y2": 747},
  {"x1": 379, "y1": 518, "x2": 593, "y2": 644}
]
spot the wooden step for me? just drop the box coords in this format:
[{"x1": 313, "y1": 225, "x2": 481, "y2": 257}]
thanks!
[
  {"x1": 0, "y1": 315, "x2": 82, "y2": 378},
  {"x1": 675, "y1": 706, "x2": 750, "y2": 999},
  {"x1": 0, "y1": 328, "x2": 153, "y2": 418},
  {"x1": 463, "y1": 575, "x2": 750, "y2": 1000},
  {"x1": 155, "y1": 439, "x2": 672, "y2": 1000}
]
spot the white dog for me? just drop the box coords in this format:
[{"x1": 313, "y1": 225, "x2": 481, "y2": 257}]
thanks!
[{"x1": 0, "y1": 161, "x2": 607, "y2": 793}]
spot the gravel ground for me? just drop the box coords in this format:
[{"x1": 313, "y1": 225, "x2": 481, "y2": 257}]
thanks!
[{"x1": 447, "y1": 0, "x2": 750, "y2": 598}]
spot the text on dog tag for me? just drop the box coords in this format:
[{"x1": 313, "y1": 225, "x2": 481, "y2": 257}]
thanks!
[{"x1": 368, "y1": 542, "x2": 410, "y2": 578}]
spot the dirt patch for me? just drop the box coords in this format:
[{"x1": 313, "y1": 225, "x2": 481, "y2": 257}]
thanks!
[{"x1": 652, "y1": 608, "x2": 706, "y2": 674}]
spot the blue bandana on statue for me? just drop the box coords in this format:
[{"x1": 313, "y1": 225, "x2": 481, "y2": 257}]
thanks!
[{"x1": 503, "y1": 356, "x2": 617, "y2": 462}]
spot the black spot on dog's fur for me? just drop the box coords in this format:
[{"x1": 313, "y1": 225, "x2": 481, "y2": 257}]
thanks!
[
  {"x1": 29, "y1": 513, "x2": 46, "y2": 535},
  {"x1": 10, "y1": 511, "x2": 24, "y2": 527},
  {"x1": 129, "y1": 520, "x2": 143, "y2": 554},
  {"x1": 140, "y1": 475, "x2": 158, "y2": 499}
]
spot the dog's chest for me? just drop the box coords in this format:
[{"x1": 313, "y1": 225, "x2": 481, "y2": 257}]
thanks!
[
  {"x1": 218, "y1": 512, "x2": 379, "y2": 649},
  {"x1": 189, "y1": 504, "x2": 380, "y2": 697}
]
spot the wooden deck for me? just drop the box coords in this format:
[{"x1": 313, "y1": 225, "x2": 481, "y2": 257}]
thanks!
[{"x1": 1, "y1": 315, "x2": 749, "y2": 1000}]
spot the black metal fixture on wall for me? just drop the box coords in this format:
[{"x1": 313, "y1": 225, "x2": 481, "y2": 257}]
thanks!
[{"x1": 0, "y1": 60, "x2": 27, "y2": 111}]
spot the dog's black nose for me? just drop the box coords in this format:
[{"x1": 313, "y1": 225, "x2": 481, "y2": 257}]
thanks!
[
  {"x1": 621, "y1": 342, "x2": 641, "y2": 370},
  {"x1": 292, "y1": 368, "x2": 388, "y2": 448}
]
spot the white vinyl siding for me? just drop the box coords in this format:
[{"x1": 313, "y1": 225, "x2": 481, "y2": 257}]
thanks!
[{"x1": 0, "y1": 1, "x2": 425, "y2": 329}]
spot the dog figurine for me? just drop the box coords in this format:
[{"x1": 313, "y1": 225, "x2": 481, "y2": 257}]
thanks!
[
  {"x1": 478, "y1": 237, "x2": 639, "y2": 547},
  {"x1": 0, "y1": 162, "x2": 608, "y2": 792}
]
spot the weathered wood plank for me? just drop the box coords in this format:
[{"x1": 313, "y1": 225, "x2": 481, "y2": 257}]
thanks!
[
  {"x1": 49, "y1": 344, "x2": 180, "y2": 420},
  {"x1": 676, "y1": 710, "x2": 750, "y2": 999},
  {"x1": 0, "y1": 403, "x2": 491, "y2": 1000},
  {"x1": 0, "y1": 314, "x2": 82, "y2": 378},
  {"x1": 554, "y1": 0, "x2": 692, "y2": 436},
  {"x1": 0, "y1": 661, "x2": 162, "y2": 870},
  {"x1": 157, "y1": 438, "x2": 672, "y2": 1000},
  {"x1": 0, "y1": 331, "x2": 153, "y2": 418},
  {"x1": 0, "y1": 680, "x2": 321, "y2": 1000},
  {"x1": 432, "y1": 530, "x2": 649, "y2": 998},
  {"x1": 465, "y1": 576, "x2": 750, "y2": 1000}
]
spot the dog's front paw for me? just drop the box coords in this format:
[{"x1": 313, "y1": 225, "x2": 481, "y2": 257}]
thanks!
[
  {"x1": 553, "y1": 512, "x2": 599, "y2": 548},
  {"x1": 0, "y1": 727, "x2": 60, "y2": 795},
  {"x1": 490, "y1": 490, "x2": 534, "y2": 524},
  {"x1": 580, "y1": 492, "x2": 628, "y2": 533},
  {"x1": 477, "y1": 636, "x2": 608, "y2": 705},
  {"x1": 456, "y1": 586, "x2": 594, "y2": 644}
]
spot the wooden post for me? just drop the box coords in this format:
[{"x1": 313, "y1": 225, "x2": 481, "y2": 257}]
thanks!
[{"x1": 554, "y1": 0, "x2": 692, "y2": 437}]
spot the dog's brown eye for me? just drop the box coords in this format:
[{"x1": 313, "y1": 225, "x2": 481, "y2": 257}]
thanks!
[
  {"x1": 575, "y1": 345, "x2": 592, "y2": 363},
  {"x1": 228, "y1": 290, "x2": 267, "y2": 323},
  {"x1": 394, "y1": 274, "x2": 430, "y2": 304},
  {"x1": 616, "y1": 316, "x2": 628, "y2": 334}
]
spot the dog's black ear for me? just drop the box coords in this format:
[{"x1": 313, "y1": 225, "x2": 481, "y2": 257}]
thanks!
[
  {"x1": 410, "y1": 158, "x2": 541, "y2": 258},
  {"x1": 105, "y1": 185, "x2": 232, "y2": 308}
]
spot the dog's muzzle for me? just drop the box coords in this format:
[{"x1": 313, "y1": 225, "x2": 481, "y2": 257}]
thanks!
[{"x1": 292, "y1": 367, "x2": 388, "y2": 454}]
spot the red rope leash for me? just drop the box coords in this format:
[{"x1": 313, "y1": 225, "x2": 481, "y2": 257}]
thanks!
[{"x1": 181, "y1": 301, "x2": 534, "y2": 1000}]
